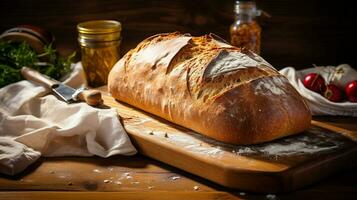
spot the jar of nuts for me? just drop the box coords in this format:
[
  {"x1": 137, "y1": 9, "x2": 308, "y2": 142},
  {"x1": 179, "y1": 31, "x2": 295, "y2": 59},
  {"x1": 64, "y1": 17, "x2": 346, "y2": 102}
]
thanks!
[{"x1": 230, "y1": 0, "x2": 261, "y2": 54}]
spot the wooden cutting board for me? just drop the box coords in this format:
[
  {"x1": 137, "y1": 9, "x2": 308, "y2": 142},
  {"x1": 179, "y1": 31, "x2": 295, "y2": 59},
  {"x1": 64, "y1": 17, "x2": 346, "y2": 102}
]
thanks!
[{"x1": 99, "y1": 87, "x2": 357, "y2": 193}]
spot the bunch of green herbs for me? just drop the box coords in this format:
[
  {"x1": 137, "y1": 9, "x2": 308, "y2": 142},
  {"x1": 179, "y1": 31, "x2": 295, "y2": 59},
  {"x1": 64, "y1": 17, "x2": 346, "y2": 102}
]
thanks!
[{"x1": 0, "y1": 39, "x2": 75, "y2": 88}]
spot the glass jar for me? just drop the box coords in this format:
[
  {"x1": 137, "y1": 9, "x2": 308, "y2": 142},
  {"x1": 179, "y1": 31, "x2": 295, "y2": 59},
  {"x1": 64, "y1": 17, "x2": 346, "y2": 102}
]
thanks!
[
  {"x1": 230, "y1": 1, "x2": 261, "y2": 54},
  {"x1": 77, "y1": 20, "x2": 121, "y2": 87}
]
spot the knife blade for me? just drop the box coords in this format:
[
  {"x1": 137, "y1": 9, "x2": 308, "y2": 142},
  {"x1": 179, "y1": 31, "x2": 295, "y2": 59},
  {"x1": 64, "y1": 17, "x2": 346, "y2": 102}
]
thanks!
[
  {"x1": 52, "y1": 83, "x2": 76, "y2": 103},
  {"x1": 21, "y1": 67, "x2": 103, "y2": 106}
]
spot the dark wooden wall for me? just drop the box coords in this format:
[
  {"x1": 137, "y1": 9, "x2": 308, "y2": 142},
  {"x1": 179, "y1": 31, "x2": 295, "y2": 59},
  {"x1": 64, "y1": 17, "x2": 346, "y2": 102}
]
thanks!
[{"x1": 0, "y1": 0, "x2": 356, "y2": 69}]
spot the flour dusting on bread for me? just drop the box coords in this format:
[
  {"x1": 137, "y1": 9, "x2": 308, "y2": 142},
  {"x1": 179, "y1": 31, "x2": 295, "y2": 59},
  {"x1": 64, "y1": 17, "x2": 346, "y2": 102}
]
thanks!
[
  {"x1": 254, "y1": 76, "x2": 286, "y2": 96},
  {"x1": 204, "y1": 50, "x2": 260, "y2": 78}
]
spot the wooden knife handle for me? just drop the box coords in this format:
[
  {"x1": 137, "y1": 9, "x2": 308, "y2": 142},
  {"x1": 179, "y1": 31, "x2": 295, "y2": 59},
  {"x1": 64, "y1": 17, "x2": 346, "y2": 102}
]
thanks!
[
  {"x1": 21, "y1": 67, "x2": 58, "y2": 88},
  {"x1": 78, "y1": 89, "x2": 103, "y2": 106}
]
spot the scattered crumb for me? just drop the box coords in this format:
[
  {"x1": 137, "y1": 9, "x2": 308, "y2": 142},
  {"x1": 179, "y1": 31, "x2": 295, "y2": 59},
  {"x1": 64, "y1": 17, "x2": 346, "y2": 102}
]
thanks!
[
  {"x1": 266, "y1": 194, "x2": 277, "y2": 200},
  {"x1": 193, "y1": 185, "x2": 200, "y2": 191},
  {"x1": 239, "y1": 192, "x2": 246, "y2": 196},
  {"x1": 171, "y1": 176, "x2": 180, "y2": 180},
  {"x1": 107, "y1": 167, "x2": 114, "y2": 172},
  {"x1": 164, "y1": 133, "x2": 169, "y2": 138},
  {"x1": 131, "y1": 181, "x2": 140, "y2": 184},
  {"x1": 49, "y1": 170, "x2": 55, "y2": 174},
  {"x1": 103, "y1": 180, "x2": 111, "y2": 183},
  {"x1": 109, "y1": 177, "x2": 114, "y2": 180},
  {"x1": 68, "y1": 182, "x2": 73, "y2": 186},
  {"x1": 114, "y1": 181, "x2": 122, "y2": 185},
  {"x1": 93, "y1": 169, "x2": 102, "y2": 173},
  {"x1": 124, "y1": 172, "x2": 132, "y2": 179},
  {"x1": 148, "y1": 186, "x2": 154, "y2": 190},
  {"x1": 19, "y1": 179, "x2": 24, "y2": 182},
  {"x1": 148, "y1": 131, "x2": 154, "y2": 135}
]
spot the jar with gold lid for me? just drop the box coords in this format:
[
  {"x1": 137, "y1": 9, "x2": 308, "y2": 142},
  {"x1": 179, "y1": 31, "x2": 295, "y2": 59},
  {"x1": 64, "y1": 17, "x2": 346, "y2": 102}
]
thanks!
[
  {"x1": 77, "y1": 20, "x2": 121, "y2": 87},
  {"x1": 230, "y1": 0, "x2": 261, "y2": 54}
]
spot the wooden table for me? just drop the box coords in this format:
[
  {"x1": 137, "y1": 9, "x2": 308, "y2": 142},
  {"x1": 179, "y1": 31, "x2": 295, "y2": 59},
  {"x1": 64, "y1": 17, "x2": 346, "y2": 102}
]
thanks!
[
  {"x1": 1, "y1": 92, "x2": 356, "y2": 199},
  {"x1": 0, "y1": 154, "x2": 355, "y2": 200}
]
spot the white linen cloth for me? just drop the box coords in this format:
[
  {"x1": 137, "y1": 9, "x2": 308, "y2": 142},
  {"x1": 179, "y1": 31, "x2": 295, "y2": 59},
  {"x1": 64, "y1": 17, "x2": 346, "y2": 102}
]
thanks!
[
  {"x1": 0, "y1": 63, "x2": 137, "y2": 175},
  {"x1": 279, "y1": 64, "x2": 357, "y2": 116}
]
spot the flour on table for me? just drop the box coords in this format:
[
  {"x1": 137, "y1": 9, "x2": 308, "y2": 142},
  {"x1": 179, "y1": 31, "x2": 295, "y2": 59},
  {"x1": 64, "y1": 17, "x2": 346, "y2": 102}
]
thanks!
[
  {"x1": 93, "y1": 169, "x2": 102, "y2": 173},
  {"x1": 193, "y1": 185, "x2": 200, "y2": 191},
  {"x1": 131, "y1": 113, "x2": 348, "y2": 159},
  {"x1": 231, "y1": 128, "x2": 345, "y2": 157},
  {"x1": 144, "y1": 126, "x2": 347, "y2": 159},
  {"x1": 103, "y1": 179, "x2": 111, "y2": 183},
  {"x1": 170, "y1": 176, "x2": 181, "y2": 180}
]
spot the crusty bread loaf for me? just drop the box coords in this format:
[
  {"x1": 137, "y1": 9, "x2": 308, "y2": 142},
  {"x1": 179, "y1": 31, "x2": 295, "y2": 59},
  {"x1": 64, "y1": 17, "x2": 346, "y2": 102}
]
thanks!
[{"x1": 108, "y1": 32, "x2": 311, "y2": 144}]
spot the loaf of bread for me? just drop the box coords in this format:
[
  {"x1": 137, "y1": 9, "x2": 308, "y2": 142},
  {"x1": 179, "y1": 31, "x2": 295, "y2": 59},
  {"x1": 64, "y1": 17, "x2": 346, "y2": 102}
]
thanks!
[{"x1": 108, "y1": 32, "x2": 311, "y2": 144}]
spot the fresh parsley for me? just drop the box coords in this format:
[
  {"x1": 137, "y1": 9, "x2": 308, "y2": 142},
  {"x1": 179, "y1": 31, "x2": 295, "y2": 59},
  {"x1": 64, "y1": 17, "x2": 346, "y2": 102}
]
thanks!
[{"x1": 0, "y1": 39, "x2": 75, "y2": 88}]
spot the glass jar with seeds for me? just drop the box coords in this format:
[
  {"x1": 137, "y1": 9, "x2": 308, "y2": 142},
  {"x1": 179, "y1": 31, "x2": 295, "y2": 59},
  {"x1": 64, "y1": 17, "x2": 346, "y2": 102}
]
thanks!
[{"x1": 77, "y1": 20, "x2": 121, "y2": 87}]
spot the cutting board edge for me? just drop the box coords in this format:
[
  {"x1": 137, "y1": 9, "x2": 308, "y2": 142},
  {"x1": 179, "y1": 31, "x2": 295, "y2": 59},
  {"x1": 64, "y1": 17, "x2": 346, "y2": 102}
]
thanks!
[
  {"x1": 281, "y1": 146, "x2": 357, "y2": 192},
  {"x1": 127, "y1": 129, "x2": 357, "y2": 193},
  {"x1": 128, "y1": 131, "x2": 289, "y2": 193}
]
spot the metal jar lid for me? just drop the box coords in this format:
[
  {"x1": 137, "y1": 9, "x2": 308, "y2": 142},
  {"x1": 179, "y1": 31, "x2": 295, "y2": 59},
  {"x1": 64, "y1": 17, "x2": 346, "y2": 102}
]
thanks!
[
  {"x1": 234, "y1": 1, "x2": 261, "y2": 17},
  {"x1": 77, "y1": 20, "x2": 121, "y2": 44}
]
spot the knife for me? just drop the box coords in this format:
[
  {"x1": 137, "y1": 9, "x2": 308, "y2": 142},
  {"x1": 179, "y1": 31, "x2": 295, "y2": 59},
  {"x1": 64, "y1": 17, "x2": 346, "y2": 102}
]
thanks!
[{"x1": 21, "y1": 67, "x2": 103, "y2": 106}]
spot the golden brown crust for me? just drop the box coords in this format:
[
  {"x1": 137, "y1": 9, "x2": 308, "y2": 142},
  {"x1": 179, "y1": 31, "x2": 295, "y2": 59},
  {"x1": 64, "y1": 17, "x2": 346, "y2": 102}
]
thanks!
[{"x1": 108, "y1": 32, "x2": 311, "y2": 144}]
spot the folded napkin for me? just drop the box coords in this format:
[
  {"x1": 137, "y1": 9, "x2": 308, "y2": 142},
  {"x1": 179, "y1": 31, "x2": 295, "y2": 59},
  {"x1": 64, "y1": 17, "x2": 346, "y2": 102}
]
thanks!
[
  {"x1": 0, "y1": 63, "x2": 137, "y2": 175},
  {"x1": 279, "y1": 64, "x2": 357, "y2": 116}
]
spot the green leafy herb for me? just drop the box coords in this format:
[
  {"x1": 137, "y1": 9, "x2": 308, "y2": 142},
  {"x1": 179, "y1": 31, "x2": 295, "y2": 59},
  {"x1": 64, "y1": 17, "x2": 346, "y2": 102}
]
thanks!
[{"x1": 0, "y1": 39, "x2": 75, "y2": 88}]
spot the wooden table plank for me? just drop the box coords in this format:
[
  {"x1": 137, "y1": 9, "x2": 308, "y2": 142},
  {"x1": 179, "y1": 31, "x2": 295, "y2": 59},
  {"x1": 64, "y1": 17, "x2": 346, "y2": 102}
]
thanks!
[
  {"x1": 0, "y1": 155, "x2": 223, "y2": 192},
  {"x1": 0, "y1": 191, "x2": 241, "y2": 200},
  {"x1": 0, "y1": 155, "x2": 356, "y2": 199}
]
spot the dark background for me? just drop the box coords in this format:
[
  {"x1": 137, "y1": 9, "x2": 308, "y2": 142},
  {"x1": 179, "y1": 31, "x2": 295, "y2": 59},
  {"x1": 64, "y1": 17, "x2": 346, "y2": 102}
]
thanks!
[{"x1": 0, "y1": 0, "x2": 356, "y2": 69}]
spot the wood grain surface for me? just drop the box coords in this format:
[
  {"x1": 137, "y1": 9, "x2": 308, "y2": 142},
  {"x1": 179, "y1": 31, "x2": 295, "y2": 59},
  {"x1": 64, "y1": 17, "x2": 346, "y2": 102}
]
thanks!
[
  {"x1": 0, "y1": 156, "x2": 219, "y2": 192},
  {"x1": 0, "y1": 0, "x2": 356, "y2": 69},
  {"x1": 0, "y1": 191, "x2": 240, "y2": 200},
  {"x1": 0, "y1": 155, "x2": 356, "y2": 200},
  {"x1": 96, "y1": 87, "x2": 357, "y2": 193}
]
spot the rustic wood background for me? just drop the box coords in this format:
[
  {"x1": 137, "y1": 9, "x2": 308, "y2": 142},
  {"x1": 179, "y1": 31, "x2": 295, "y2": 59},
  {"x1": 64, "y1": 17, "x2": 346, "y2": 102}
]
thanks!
[{"x1": 0, "y1": 0, "x2": 356, "y2": 69}]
